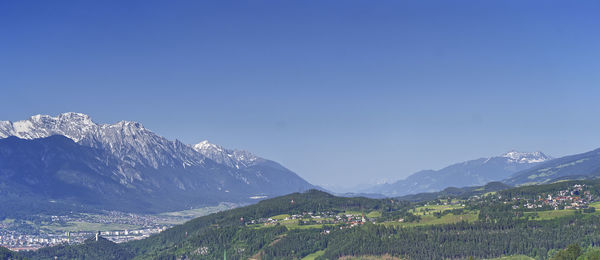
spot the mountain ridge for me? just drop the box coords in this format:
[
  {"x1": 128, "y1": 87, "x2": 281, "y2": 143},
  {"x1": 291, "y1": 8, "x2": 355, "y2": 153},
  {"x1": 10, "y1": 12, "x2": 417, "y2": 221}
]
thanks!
[
  {"x1": 193, "y1": 140, "x2": 260, "y2": 169},
  {"x1": 365, "y1": 151, "x2": 551, "y2": 197},
  {"x1": 0, "y1": 112, "x2": 207, "y2": 170}
]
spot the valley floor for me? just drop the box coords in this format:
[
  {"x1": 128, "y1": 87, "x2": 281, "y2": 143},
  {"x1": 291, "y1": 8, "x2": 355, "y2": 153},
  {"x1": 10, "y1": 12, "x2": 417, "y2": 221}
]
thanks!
[{"x1": 0, "y1": 203, "x2": 239, "y2": 251}]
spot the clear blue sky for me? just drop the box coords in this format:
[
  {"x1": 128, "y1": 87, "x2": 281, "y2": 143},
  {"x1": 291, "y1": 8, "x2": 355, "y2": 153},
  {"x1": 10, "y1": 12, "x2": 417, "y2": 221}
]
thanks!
[{"x1": 1, "y1": 1, "x2": 599, "y2": 190}]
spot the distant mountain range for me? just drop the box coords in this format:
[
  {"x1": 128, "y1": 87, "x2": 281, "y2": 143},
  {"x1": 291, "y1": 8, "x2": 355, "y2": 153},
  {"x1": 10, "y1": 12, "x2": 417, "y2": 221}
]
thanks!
[
  {"x1": 365, "y1": 151, "x2": 552, "y2": 197},
  {"x1": 0, "y1": 113, "x2": 314, "y2": 215},
  {"x1": 367, "y1": 146, "x2": 600, "y2": 198}
]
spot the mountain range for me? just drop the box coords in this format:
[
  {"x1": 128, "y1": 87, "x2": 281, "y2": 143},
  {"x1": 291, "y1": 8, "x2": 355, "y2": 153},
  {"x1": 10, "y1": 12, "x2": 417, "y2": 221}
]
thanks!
[
  {"x1": 3, "y1": 112, "x2": 600, "y2": 217},
  {"x1": 365, "y1": 151, "x2": 552, "y2": 197},
  {"x1": 0, "y1": 113, "x2": 314, "y2": 215},
  {"x1": 369, "y1": 146, "x2": 600, "y2": 198}
]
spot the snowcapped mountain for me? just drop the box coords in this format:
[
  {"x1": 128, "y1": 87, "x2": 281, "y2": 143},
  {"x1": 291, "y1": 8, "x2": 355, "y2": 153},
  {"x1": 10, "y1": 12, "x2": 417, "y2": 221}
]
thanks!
[
  {"x1": 0, "y1": 112, "x2": 205, "y2": 169},
  {"x1": 193, "y1": 140, "x2": 259, "y2": 169},
  {"x1": 0, "y1": 113, "x2": 314, "y2": 214},
  {"x1": 364, "y1": 151, "x2": 552, "y2": 197},
  {"x1": 500, "y1": 151, "x2": 551, "y2": 164},
  {"x1": 0, "y1": 112, "x2": 96, "y2": 141}
]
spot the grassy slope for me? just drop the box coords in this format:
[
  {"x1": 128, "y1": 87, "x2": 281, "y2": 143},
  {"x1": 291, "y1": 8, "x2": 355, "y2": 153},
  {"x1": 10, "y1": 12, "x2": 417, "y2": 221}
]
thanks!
[
  {"x1": 338, "y1": 255, "x2": 404, "y2": 260},
  {"x1": 302, "y1": 250, "x2": 325, "y2": 260},
  {"x1": 383, "y1": 211, "x2": 478, "y2": 227},
  {"x1": 487, "y1": 256, "x2": 535, "y2": 260}
]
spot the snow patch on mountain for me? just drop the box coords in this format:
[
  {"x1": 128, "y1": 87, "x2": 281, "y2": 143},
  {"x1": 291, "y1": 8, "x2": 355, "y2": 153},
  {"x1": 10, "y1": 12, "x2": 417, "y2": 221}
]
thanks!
[
  {"x1": 193, "y1": 140, "x2": 260, "y2": 169},
  {"x1": 0, "y1": 113, "x2": 273, "y2": 173},
  {"x1": 0, "y1": 112, "x2": 206, "y2": 169},
  {"x1": 501, "y1": 150, "x2": 552, "y2": 164},
  {"x1": 0, "y1": 112, "x2": 95, "y2": 141}
]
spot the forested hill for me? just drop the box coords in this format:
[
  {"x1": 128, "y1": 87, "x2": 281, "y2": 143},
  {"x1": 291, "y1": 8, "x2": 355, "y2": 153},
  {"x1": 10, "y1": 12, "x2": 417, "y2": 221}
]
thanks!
[
  {"x1": 20, "y1": 237, "x2": 133, "y2": 260},
  {"x1": 124, "y1": 189, "x2": 398, "y2": 258},
  {"x1": 14, "y1": 180, "x2": 600, "y2": 259}
]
